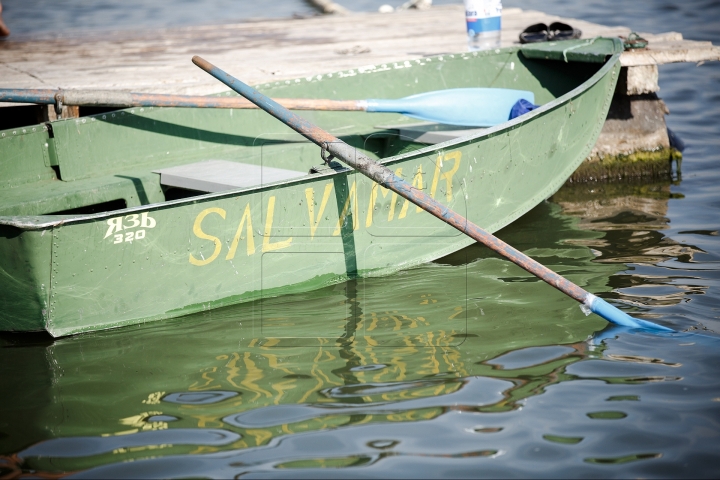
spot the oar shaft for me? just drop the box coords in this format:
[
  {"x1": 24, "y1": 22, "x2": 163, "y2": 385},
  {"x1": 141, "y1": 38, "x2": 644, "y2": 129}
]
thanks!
[
  {"x1": 0, "y1": 88, "x2": 58, "y2": 104},
  {"x1": 192, "y1": 55, "x2": 671, "y2": 332},
  {"x1": 0, "y1": 88, "x2": 363, "y2": 111}
]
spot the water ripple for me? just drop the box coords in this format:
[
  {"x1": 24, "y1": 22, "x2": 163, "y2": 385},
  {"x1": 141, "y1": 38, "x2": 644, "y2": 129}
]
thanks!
[
  {"x1": 18, "y1": 429, "x2": 241, "y2": 459},
  {"x1": 224, "y1": 377, "x2": 511, "y2": 428}
]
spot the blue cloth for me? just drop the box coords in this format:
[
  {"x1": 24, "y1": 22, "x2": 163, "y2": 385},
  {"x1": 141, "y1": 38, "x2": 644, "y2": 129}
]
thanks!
[{"x1": 509, "y1": 99, "x2": 539, "y2": 120}]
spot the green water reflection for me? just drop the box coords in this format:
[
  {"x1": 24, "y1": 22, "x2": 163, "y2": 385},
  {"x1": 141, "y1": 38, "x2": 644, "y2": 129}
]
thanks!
[{"x1": 0, "y1": 179, "x2": 702, "y2": 476}]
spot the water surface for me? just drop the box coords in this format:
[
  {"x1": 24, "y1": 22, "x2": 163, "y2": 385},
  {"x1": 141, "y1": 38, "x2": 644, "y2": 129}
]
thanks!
[{"x1": 1, "y1": 0, "x2": 720, "y2": 478}]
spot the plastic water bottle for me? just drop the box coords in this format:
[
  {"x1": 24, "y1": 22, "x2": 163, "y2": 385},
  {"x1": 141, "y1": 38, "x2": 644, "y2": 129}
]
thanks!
[{"x1": 464, "y1": 0, "x2": 502, "y2": 51}]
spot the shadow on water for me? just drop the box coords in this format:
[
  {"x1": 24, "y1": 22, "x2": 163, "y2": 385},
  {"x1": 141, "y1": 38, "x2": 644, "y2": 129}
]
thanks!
[{"x1": 4, "y1": 176, "x2": 720, "y2": 477}]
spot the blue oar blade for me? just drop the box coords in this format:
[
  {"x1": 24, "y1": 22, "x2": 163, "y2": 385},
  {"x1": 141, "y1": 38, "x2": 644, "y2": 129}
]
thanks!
[
  {"x1": 366, "y1": 88, "x2": 536, "y2": 126},
  {"x1": 587, "y1": 295, "x2": 674, "y2": 332}
]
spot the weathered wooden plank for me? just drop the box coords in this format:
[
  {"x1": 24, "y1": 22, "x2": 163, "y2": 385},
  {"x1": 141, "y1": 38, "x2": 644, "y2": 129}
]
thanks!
[
  {"x1": 0, "y1": 5, "x2": 717, "y2": 105},
  {"x1": 620, "y1": 39, "x2": 720, "y2": 67},
  {"x1": 0, "y1": 3, "x2": 712, "y2": 180}
]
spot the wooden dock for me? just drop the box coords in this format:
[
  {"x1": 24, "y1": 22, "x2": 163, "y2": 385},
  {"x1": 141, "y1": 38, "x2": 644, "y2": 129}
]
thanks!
[{"x1": 1, "y1": 5, "x2": 718, "y2": 180}]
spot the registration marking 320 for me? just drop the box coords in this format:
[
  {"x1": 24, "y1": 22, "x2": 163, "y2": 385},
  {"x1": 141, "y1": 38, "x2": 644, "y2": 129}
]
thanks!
[{"x1": 104, "y1": 212, "x2": 157, "y2": 244}]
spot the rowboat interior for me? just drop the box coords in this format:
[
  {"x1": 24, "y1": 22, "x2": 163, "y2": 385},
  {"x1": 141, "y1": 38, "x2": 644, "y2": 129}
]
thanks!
[{"x1": 2, "y1": 40, "x2": 612, "y2": 217}]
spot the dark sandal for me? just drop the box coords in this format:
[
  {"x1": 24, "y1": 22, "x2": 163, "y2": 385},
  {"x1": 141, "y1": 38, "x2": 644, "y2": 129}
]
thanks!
[
  {"x1": 548, "y1": 22, "x2": 582, "y2": 41},
  {"x1": 519, "y1": 23, "x2": 548, "y2": 44}
]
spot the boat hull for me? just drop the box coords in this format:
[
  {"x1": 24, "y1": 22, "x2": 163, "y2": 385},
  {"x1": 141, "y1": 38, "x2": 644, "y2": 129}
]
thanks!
[{"x1": 0, "y1": 39, "x2": 622, "y2": 336}]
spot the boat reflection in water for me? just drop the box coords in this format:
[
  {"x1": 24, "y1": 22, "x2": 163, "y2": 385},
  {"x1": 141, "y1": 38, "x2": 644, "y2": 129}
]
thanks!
[
  {"x1": 553, "y1": 179, "x2": 706, "y2": 328},
  {"x1": 1, "y1": 178, "x2": 706, "y2": 477}
]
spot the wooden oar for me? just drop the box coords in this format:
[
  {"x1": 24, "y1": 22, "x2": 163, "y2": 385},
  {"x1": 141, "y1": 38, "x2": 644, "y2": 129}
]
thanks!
[
  {"x1": 0, "y1": 86, "x2": 534, "y2": 127},
  {"x1": 192, "y1": 55, "x2": 674, "y2": 333}
]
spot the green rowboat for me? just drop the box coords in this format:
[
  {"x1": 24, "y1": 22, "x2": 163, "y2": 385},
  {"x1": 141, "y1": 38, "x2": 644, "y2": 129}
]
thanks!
[{"x1": 0, "y1": 38, "x2": 623, "y2": 337}]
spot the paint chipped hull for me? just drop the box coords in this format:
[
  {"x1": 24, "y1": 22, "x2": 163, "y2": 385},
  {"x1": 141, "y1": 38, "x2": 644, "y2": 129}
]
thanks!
[{"x1": 0, "y1": 38, "x2": 622, "y2": 336}]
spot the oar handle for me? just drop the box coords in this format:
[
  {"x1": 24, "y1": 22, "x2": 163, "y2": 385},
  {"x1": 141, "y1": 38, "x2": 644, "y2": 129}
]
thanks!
[
  {"x1": 0, "y1": 88, "x2": 363, "y2": 111},
  {"x1": 191, "y1": 55, "x2": 673, "y2": 333}
]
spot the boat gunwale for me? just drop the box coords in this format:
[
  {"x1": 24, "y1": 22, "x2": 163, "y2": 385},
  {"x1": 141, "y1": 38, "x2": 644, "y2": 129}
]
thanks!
[{"x1": 0, "y1": 38, "x2": 622, "y2": 231}]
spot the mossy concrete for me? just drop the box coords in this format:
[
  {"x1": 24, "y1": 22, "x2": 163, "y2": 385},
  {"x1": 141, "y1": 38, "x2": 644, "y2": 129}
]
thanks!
[
  {"x1": 571, "y1": 85, "x2": 683, "y2": 182},
  {"x1": 569, "y1": 147, "x2": 682, "y2": 183}
]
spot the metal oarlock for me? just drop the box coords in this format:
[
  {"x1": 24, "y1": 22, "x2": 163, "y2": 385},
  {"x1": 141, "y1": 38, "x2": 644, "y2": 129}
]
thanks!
[
  {"x1": 320, "y1": 142, "x2": 335, "y2": 165},
  {"x1": 53, "y1": 92, "x2": 63, "y2": 118}
]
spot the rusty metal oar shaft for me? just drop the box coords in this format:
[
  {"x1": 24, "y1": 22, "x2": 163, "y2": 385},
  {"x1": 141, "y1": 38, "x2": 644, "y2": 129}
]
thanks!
[
  {"x1": 0, "y1": 88, "x2": 362, "y2": 111},
  {"x1": 192, "y1": 55, "x2": 673, "y2": 333}
]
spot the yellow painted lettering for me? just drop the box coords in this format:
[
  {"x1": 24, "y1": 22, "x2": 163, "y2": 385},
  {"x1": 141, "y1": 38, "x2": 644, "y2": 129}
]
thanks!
[
  {"x1": 262, "y1": 196, "x2": 292, "y2": 252},
  {"x1": 430, "y1": 150, "x2": 462, "y2": 201},
  {"x1": 365, "y1": 167, "x2": 402, "y2": 227},
  {"x1": 226, "y1": 203, "x2": 255, "y2": 259},
  {"x1": 387, "y1": 168, "x2": 402, "y2": 222},
  {"x1": 189, "y1": 207, "x2": 226, "y2": 266},
  {"x1": 104, "y1": 217, "x2": 123, "y2": 239},
  {"x1": 365, "y1": 184, "x2": 388, "y2": 228},
  {"x1": 399, "y1": 164, "x2": 425, "y2": 218},
  {"x1": 333, "y1": 180, "x2": 358, "y2": 236},
  {"x1": 305, "y1": 183, "x2": 333, "y2": 239}
]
